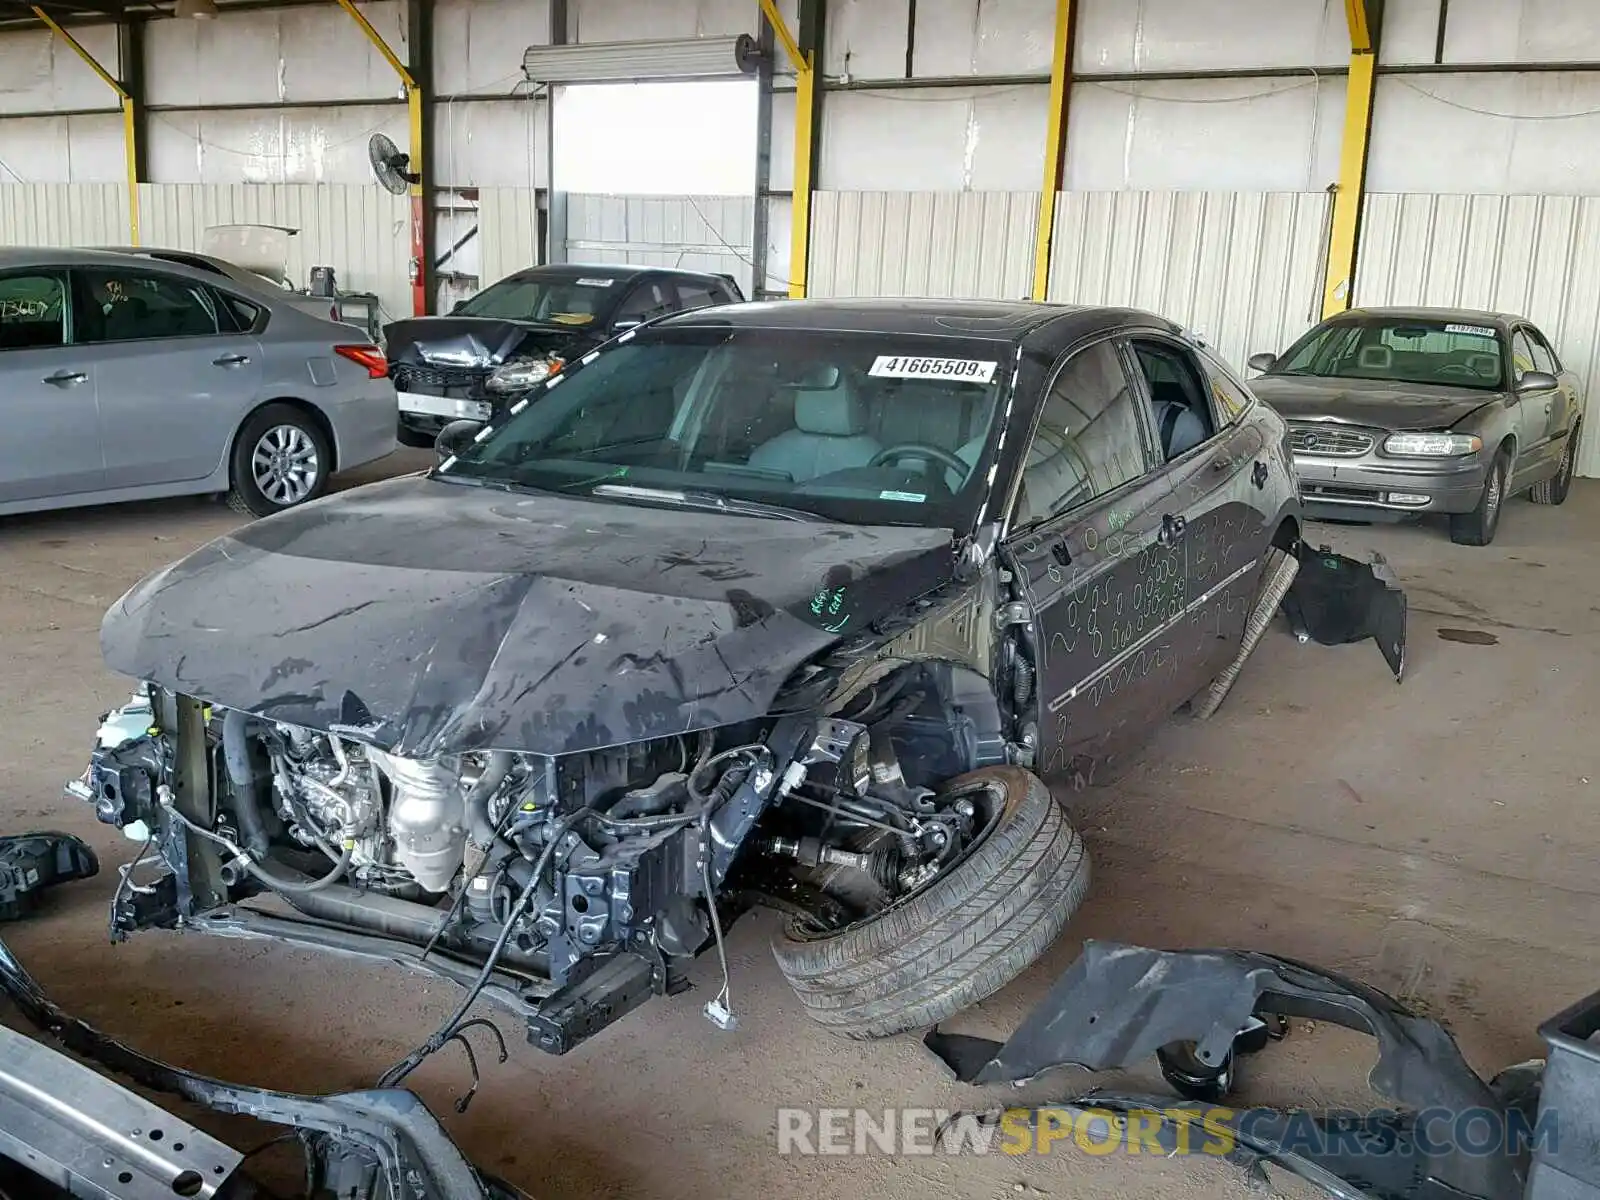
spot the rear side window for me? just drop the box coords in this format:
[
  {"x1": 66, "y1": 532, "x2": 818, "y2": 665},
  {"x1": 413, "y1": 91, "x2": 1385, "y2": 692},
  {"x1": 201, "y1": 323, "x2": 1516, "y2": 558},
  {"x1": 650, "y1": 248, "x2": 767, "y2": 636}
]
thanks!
[
  {"x1": 1198, "y1": 349, "x2": 1255, "y2": 425},
  {"x1": 75, "y1": 269, "x2": 221, "y2": 343},
  {"x1": 614, "y1": 280, "x2": 678, "y2": 326},
  {"x1": 677, "y1": 280, "x2": 724, "y2": 311},
  {"x1": 217, "y1": 291, "x2": 263, "y2": 334},
  {"x1": 1131, "y1": 339, "x2": 1218, "y2": 461},
  {"x1": 0, "y1": 272, "x2": 67, "y2": 350},
  {"x1": 1016, "y1": 340, "x2": 1149, "y2": 526}
]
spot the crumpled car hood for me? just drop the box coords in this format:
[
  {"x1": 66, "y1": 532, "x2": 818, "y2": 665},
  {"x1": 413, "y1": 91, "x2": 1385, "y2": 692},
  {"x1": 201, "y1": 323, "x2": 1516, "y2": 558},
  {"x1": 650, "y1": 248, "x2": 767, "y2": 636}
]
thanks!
[
  {"x1": 102, "y1": 475, "x2": 957, "y2": 758},
  {"x1": 384, "y1": 316, "x2": 593, "y2": 369},
  {"x1": 1250, "y1": 374, "x2": 1499, "y2": 431}
]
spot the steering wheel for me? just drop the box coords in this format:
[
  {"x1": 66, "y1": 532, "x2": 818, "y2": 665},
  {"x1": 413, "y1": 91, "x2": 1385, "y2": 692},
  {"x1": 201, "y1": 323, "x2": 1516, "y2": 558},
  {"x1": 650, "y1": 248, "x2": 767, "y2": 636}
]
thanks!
[
  {"x1": 870, "y1": 443, "x2": 970, "y2": 477},
  {"x1": 1437, "y1": 363, "x2": 1480, "y2": 379}
]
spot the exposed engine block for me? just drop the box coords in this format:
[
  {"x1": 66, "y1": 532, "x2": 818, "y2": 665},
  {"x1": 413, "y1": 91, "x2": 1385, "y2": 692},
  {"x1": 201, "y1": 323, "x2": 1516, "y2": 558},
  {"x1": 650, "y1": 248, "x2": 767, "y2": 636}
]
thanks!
[{"x1": 275, "y1": 726, "x2": 468, "y2": 894}]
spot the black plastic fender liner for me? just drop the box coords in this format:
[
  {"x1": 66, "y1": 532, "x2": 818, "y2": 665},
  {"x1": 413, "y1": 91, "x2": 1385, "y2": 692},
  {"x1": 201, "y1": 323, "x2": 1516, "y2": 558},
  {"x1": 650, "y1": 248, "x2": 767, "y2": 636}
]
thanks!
[
  {"x1": 924, "y1": 942, "x2": 1521, "y2": 1200},
  {"x1": 0, "y1": 832, "x2": 98, "y2": 922},
  {"x1": 1283, "y1": 544, "x2": 1407, "y2": 682}
]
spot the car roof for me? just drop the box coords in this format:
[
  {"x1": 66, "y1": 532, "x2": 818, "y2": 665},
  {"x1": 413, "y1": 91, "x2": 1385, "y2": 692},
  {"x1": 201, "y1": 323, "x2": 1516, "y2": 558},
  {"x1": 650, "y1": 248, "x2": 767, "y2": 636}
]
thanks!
[
  {"x1": 0, "y1": 245, "x2": 232, "y2": 280},
  {"x1": 1338, "y1": 305, "x2": 1532, "y2": 328},
  {"x1": 654, "y1": 297, "x2": 1180, "y2": 345},
  {"x1": 505, "y1": 262, "x2": 729, "y2": 285}
]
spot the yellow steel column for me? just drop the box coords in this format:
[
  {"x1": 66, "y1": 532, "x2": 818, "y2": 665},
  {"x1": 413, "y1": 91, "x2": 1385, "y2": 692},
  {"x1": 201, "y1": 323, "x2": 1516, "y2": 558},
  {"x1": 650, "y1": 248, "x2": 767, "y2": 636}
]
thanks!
[
  {"x1": 1031, "y1": 0, "x2": 1076, "y2": 301},
  {"x1": 759, "y1": 0, "x2": 816, "y2": 299},
  {"x1": 1323, "y1": 0, "x2": 1379, "y2": 318},
  {"x1": 32, "y1": 7, "x2": 139, "y2": 242},
  {"x1": 336, "y1": 0, "x2": 428, "y2": 314}
]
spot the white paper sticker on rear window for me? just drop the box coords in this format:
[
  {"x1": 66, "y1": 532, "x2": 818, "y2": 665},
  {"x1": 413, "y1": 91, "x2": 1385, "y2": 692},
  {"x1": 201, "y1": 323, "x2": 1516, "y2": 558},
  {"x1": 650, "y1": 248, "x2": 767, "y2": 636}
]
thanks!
[
  {"x1": 1444, "y1": 323, "x2": 1496, "y2": 338},
  {"x1": 868, "y1": 355, "x2": 998, "y2": 383},
  {"x1": 576, "y1": 277, "x2": 614, "y2": 288}
]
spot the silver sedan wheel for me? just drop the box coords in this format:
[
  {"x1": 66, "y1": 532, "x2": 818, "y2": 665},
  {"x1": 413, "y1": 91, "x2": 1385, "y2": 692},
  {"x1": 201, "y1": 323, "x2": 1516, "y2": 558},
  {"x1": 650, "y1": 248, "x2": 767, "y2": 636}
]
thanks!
[
  {"x1": 1485, "y1": 461, "x2": 1504, "y2": 523},
  {"x1": 251, "y1": 424, "x2": 321, "y2": 507}
]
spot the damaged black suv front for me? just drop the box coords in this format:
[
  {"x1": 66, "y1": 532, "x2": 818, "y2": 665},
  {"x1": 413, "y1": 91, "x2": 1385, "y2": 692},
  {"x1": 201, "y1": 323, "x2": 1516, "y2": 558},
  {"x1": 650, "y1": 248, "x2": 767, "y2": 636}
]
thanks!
[{"x1": 71, "y1": 299, "x2": 1304, "y2": 1057}]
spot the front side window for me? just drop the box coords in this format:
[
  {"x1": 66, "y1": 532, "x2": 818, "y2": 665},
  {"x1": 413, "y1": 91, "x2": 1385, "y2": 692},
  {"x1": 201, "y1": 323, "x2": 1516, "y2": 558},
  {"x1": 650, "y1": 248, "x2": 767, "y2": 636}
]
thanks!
[
  {"x1": 1525, "y1": 327, "x2": 1561, "y2": 374},
  {"x1": 441, "y1": 326, "x2": 1009, "y2": 529},
  {"x1": 1511, "y1": 330, "x2": 1541, "y2": 381},
  {"x1": 1014, "y1": 341, "x2": 1150, "y2": 527},
  {"x1": 0, "y1": 272, "x2": 67, "y2": 350},
  {"x1": 75, "y1": 269, "x2": 219, "y2": 343},
  {"x1": 455, "y1": 273, "x2": 621, "y2": 328},
  {"x1": 1273, "y1": 317, "x2": 1505, "y2": 390}
]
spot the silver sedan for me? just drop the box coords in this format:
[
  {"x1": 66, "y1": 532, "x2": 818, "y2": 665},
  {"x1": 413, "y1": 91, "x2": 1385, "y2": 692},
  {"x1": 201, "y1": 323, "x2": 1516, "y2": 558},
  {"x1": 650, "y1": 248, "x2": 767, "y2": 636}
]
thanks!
[{"x1": 0, "y1": 247, "x2": 396, "y2": 519}]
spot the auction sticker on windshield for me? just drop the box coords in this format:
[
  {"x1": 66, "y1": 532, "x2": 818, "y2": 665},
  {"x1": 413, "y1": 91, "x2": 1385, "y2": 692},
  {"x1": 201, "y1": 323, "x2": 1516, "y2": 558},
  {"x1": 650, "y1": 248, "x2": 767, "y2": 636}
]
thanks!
[
  {"x1": 869, "y1": 356, "x2": 998, "y2": 383},
  {"x1": 1445, "y1": 323, "x2": 1496, "y2": 338}
]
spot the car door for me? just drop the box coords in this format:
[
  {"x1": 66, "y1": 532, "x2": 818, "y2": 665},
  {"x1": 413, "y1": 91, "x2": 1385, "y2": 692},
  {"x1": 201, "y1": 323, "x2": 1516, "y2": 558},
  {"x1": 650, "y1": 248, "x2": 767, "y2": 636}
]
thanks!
[
  {"x1": 1509, "y1": 327, "x2": 1558, "y2": 479},
  {"x1": 1525, "y1": 324, "x2": 1579, "y2": 463},
  {"x1": 72, "y1": 266, "x2": 263, "y2": 489},
  {"x1": 0, "y1": 268, "x2": 105, "y2": 504},
  {"x1": 1002, "y1": 336, "x2": 1179, "y2": 780},
  {"x1": 1126, "y1": 335, "x2": 1275, "y2": 686}
]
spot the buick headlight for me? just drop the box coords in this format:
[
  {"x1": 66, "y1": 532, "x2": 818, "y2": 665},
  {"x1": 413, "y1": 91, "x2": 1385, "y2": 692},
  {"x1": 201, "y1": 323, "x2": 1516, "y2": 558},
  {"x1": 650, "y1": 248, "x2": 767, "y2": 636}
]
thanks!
[
  {"x1": 1383, "y1": 432, "x2": 1482, "y2": 457},
  {"x1": 485, "y1": 357, "x2": 561, "y2": 393}
]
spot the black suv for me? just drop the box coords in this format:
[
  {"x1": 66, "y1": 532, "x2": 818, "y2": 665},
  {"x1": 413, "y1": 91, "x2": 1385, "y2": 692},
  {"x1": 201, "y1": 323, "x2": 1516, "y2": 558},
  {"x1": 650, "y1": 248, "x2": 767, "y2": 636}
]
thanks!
[{"x1": 385, "y1": 263, "x2": 744, "y2": 447}]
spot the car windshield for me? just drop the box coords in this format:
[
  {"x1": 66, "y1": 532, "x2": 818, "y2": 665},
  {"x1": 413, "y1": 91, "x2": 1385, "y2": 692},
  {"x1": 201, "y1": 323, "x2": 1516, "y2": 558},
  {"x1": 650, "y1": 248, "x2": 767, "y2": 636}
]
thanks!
[
  {"x1": 438, "y1": 325, "x2": 1010, "y2": 529},
  {"x1": 454, "y1": 273, "x2": 621, "y2": 327},
  {"x1": 1271, "y1": 318, "x2": 1505, "y2": 391}
]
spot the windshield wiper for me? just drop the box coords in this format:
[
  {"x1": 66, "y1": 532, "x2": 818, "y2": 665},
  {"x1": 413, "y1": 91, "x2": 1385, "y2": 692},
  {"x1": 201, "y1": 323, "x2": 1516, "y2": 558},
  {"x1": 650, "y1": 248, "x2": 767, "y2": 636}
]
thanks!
[{"x1": 590, "y1": 483, "x2": 818, "y2": 522}]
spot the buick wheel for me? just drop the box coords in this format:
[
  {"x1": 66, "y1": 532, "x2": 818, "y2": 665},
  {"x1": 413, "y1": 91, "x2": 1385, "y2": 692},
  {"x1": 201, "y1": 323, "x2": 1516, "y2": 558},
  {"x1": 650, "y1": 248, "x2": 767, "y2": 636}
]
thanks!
[
  {"x1": 228, "y1": 404, "x2": 331, "y2": 518},
  {"x1": 1529, "y1": 420, "x2": 1579, "y2": 506},
  {"x1": 1449, "y1": 450, "x2": 1508, "y2": 547}
]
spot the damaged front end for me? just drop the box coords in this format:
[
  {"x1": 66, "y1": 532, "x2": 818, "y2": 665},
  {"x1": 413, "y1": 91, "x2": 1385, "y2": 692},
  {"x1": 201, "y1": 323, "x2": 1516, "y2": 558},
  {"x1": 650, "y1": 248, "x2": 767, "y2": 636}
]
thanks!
[
  {"x1": 0, "y1": 936, "x2": 527, "y2": 1200},
  {"x1": 71, "y1": 664, "x2": 1009, "y2": 1055}
]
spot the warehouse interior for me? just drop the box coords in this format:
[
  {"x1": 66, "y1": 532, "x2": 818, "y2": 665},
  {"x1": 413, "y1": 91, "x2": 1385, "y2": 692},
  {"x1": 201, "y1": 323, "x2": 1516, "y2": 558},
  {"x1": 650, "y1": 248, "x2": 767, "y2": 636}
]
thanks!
[{"x1": 3, "y1": 2, "x2": 1600, "y2": 1198}]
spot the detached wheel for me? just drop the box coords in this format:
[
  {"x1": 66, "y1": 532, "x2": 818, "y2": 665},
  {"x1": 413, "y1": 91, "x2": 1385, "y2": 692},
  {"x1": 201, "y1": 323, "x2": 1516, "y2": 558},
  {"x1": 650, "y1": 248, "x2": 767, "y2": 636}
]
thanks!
[
  {"x1": 1449, "y1": 448, "x2": 1508, "y2": 546},
  {"x1": 1529, "y1": 421, "x2": 1579, "y2": 506},
  {"x1": 228, "y1": 403, "x2": 331, "y2": 518},
  {"x1": 772, "y1": 766, "x2": 1089, "y2": 1039}
]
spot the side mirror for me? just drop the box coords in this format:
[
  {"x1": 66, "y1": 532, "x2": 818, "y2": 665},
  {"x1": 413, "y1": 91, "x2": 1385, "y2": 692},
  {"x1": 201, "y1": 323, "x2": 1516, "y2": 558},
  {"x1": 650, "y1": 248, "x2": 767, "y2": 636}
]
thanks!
[
  {"x1": 1247, "y1": 352, "x2": 1278, "y2": 373},
  {"x1": 1517, "y1": 370, "x2": 1558, "y2": 393},
  {"x1": 435, "y1": 419, "x2": 484, "y2": 463}
]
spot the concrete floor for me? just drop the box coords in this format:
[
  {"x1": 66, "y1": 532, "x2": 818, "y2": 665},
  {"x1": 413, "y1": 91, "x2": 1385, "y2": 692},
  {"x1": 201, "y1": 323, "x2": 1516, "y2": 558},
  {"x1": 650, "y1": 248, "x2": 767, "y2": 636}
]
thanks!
[{"x1": 3, "y1": 454, "x2": 1597, "y2": 1199}]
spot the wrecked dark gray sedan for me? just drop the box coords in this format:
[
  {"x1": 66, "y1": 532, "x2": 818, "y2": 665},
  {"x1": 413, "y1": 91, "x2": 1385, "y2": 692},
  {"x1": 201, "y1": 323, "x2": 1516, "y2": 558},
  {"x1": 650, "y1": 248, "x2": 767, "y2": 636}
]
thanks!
[{"x1": 74, "y1": 299, "x2": 1303, "y2": 1056}]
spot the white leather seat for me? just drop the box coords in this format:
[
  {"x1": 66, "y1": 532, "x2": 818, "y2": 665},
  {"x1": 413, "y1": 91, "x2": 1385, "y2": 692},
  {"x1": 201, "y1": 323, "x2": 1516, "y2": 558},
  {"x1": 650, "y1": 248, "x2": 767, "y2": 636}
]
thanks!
[{"x1": 748, "y1": 385, "x2": 883, "y2": 483}]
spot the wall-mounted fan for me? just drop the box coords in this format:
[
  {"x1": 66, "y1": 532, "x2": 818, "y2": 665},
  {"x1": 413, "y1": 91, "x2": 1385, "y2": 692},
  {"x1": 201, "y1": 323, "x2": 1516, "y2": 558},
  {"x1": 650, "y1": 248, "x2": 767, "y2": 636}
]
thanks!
[{"x1": 368, "y1": 132, "x2": 419, "y2": 195}]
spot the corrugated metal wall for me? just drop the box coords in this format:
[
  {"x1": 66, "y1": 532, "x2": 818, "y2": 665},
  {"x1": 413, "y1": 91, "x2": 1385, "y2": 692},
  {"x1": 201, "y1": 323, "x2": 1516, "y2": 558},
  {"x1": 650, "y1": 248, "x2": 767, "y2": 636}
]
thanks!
[
  {"x1": 1046, "y1": 190, "x2": 1331, "y2": 373},
  {"x1": 138, "y1": 184, "x2": 412, "y2": 322},
  {"x1": 563, "y1": 194, "x2": 756, "y2": 298},
  {"x1": 1355, "y1": 192, "x2": 1600, "y2": 477},
  {"x1": 808, "y1": 191, "x2": 1037, "y2": 300},
  {"x1": 0, "y1": 183, "x2": 129, "y2": 246},
  {"x1": 476, "y1": 188, "x2": 543, "y2": 290}
]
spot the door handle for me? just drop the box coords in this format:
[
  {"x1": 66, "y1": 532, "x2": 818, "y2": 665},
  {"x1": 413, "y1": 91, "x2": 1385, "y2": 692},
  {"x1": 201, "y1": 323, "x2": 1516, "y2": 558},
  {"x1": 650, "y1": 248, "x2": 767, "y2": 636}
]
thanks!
[
  {"x1": 1050, "y1": 539, "x2": 1072, "y2": 567},
  {"x1": 1544, "y1": 401, "x2": 1553, "y2": 414},
  {"x1": 1252, "y1": 460, "x2": 1269, "y2": 489},
  {"x1": 42, "y1": 370, "x2": 86, "y2": 387},
  {"x1": 1158, "y1": 513, "x2": 1187, "y2": 545},
  {"x1": 213, "y1": 353, "x2": 251, "y2": 367}
]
